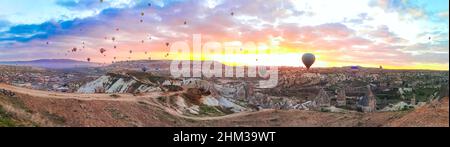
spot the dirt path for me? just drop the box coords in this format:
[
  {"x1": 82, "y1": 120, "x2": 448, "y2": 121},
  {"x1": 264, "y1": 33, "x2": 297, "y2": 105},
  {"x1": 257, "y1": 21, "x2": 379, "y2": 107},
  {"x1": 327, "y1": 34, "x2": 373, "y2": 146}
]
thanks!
[
  {"x1": 0, "y1": 83, "x2": 266, "y2": 121},
  {"x1": 163, "y1": 107, "x2": 276, "y2": 121},
  {"x1": 0, "y1": 83, "x2": 151, "y2": 102}
]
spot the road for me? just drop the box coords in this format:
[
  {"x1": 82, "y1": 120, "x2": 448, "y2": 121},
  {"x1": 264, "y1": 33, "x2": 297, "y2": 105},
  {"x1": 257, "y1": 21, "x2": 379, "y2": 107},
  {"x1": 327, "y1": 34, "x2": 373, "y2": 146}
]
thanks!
[
  {"x1": 0, "y1": 83, "x2": 270, "y2": 121},
  {"x1": 0, "y1": 83, "x2": 155, "y2": 102}
]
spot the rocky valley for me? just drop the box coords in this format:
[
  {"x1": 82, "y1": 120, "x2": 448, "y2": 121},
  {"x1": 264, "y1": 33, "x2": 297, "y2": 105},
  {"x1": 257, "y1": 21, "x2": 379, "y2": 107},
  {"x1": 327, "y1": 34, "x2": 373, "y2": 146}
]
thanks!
[{"x1": 0, "y1": 60, "x2": 448, "y2": 127}]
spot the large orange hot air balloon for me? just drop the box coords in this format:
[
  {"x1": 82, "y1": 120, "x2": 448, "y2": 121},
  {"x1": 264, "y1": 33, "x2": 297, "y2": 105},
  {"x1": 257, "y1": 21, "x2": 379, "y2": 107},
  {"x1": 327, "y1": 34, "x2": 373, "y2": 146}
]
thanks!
[{"x1": 302, "y1": 53, "x2": 315, "y2": 70}]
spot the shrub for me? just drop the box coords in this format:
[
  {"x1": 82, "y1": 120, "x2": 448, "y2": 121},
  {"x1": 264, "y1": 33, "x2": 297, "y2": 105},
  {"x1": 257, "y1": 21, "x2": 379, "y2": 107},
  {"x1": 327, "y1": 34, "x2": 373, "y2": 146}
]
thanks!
[{"x1": 110, "y1": 94, "x2": 121, "y2": 98}]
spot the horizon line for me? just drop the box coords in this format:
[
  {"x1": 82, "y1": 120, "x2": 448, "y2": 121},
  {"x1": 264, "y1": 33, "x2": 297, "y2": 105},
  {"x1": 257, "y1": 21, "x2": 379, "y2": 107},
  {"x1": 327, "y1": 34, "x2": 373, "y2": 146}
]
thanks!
[{"x1": 0, "y1": 58, "x2": 448, "y2": 71}]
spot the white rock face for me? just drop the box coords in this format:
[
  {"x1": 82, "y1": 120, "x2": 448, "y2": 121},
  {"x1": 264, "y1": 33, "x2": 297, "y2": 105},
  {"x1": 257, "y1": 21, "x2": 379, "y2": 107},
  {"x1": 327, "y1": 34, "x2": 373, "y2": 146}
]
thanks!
[
  {"x1": 105, "y1": 78, "x2": 136, "y2": 93},
  {"x1": 381, "y1": 101, "x2": 414, "y2": 111},
  {"x1": 181, "y1": 78, "x2": 212, "y2": 91},
  {"x1": 175, "y1": 96, "x2": 188, "y2": 108},
  {"x1": 187, "y1": 105, "x2": 200, "y2": 115},
  {"x1": 323, "y1": 106, "x2": 347, "y2": 113},
  {"x1": 162, "y1": 80, "x2": 182, "y2": 86},
  {"x1": 202, "y1": 96, "x2": 219, "y2": 106},
  {"x1": 201, "y1": 96, "x2": 246, "y2": 113},
  {"x1": 218, "y1": 97, "x2": 246, "y2": 112},
  {"x1": 173, "y1": 96, "x2": 200, "y2": 115},
  {"x1": 179, "y1": 78, "x2": 250, "y2": 113},
  {"x1": 77, "y1": 76, "x2": 111, "y2": 93},
  {"x1": 136, "y1": 85, "x2": 160, "y2": 93},
  {"x1": 77, "y1": 74, "x2": 160, "y2": 94}
]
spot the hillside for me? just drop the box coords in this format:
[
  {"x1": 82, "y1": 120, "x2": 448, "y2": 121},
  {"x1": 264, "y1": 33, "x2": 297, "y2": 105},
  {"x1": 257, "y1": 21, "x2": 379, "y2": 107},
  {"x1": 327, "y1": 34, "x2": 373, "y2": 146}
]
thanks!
[
  {"x1": 385, "y1": 97, "x2": 449, "y2": 127},
  {"x1": 77, "y1": 72, "x2": 162, "y2": 94},
  {"x1": 0, "y1": 83, "x2": 448, "y2": 127}
]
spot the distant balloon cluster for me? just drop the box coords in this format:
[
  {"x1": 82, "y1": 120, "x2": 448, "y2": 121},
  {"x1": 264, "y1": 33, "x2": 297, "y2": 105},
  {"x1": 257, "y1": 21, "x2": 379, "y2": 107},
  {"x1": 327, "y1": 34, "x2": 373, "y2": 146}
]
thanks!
[{"x1": 44, "y1": 0, "x2": 238, "y2": 67}]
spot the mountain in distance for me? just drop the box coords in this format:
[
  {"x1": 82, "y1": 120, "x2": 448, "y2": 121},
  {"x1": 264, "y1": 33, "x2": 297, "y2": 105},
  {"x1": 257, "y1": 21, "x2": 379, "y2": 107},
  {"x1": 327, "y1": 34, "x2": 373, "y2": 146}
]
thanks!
[{"x1": 0, "y1": 59, "x2": 102, "y2": 69}]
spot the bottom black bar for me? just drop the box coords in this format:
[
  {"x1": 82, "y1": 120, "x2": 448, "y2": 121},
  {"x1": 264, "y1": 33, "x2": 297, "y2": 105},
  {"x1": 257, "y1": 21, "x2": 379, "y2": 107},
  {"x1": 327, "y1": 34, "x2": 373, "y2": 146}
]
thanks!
[{"x1": 0, "y1": 127, "x2": 448, "y2": 145}]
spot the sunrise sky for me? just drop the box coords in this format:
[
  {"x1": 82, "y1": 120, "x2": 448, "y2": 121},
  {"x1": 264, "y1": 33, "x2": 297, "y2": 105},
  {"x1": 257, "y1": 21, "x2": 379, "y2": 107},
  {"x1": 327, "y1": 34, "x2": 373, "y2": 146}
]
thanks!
[{"x1": 0, "y1": 0, "x2": 448, "y2": 70}]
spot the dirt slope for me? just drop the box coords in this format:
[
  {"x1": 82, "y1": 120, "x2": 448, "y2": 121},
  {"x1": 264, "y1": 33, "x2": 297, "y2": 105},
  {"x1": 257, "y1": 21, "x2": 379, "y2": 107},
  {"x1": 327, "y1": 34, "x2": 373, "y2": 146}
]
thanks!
[
  {"x1": 0, "y1": 84, "x2": 448, "y2": 127},
  {"x1": 385, "y1": 97, "x2": 449, "y2": 127}
]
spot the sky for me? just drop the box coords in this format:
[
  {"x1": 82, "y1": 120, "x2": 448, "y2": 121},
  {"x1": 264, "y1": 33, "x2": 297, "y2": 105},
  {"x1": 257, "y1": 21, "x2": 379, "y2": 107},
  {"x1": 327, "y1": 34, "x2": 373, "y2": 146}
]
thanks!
[{"x1": 0, "y1": 0, "x2": 448, "y2": 70}]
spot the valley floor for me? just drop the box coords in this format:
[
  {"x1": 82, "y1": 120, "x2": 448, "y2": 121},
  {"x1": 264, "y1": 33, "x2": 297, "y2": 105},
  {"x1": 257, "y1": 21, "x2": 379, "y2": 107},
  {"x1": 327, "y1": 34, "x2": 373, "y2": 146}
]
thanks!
[{"x1": 0, "y1": 83, "x2": 448, "y2": 127}]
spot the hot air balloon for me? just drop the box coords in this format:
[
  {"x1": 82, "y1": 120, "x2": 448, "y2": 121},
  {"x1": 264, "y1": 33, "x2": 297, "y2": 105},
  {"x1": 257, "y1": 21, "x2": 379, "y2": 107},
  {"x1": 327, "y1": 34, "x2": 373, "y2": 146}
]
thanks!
[
  {"x1": 141, "y1": 67, "x2": 148, "y2": 72},
  {"x1": 129, "y1": 50, "x2": 133, "y2": 54},
  {"x1": 231, "y1": 12, "x2": 234, "y2": 16},
  {"x1": 141, "y1": 12, "x2": 145, "y2": 16},
  {"x1": 184, "y1": 21, "x2": 187, "y2": 25},
  {"x1": 112, "y1": 37, "x2": 116, "y2": 41},
  {"x1": 350, "y1": 66, "x2": 360, "y2": 76},
  {"x1": 302, "y1": 53, "x2": 315, "y2": 70},
  {"x1": 100, "y1": 48, "x2": 106, "y2": 54},
  {"x1": 140, "y1": 19, "x2": 143, "y2": 23},
  {"x1": 148, "y1": 3, "x2": 151, "y2": 7},
  {"x1": 114, "y1": 45, "x2": 117, "y2": 49},
  {"x1": 46, "y1": 42, "x2": 49, "y2": 45},
  {"x1": 87, "y1": 58, "x2": 91, "y2": 62},
  {"x1": 166, "y1": 42, "x2": 170, "y2": 47},
  {"x1": 72, "y1": 47, "x2": 77, "y2": 52}
]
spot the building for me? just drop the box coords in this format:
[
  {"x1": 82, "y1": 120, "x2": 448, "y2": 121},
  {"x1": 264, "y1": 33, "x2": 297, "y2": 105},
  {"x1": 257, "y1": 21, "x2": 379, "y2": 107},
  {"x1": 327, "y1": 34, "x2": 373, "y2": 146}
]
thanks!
[
  {"x1": 336, "y1": 88, "x2": 346, "y2": 107},
  {"x1": 314, "y1": 88, "x2": 331, "y2": 107},
  {"x1": 439, "y1": 84, "x2": 449, "y2": 99},
  {"x1": 410, "y1": 94, "x2": 416, "y2": 105},
  {"x1": 357, "y1": 85, "x2": 377, "y2": 112}
]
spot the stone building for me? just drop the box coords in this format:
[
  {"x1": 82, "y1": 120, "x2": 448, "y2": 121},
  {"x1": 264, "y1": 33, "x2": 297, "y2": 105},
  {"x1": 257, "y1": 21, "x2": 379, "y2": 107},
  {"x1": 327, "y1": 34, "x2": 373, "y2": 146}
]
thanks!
[
  {"x1": 410, "y1": 94, "x2": 416, "y2": 105},
  {"x1": 439, "y1": 84, "x2": 449, "y2": 99},
  {"x1": 314, "y1": 88, "x2": 331, "y2": 107},
  {"x1": 357, "y1": 85, "x2": 377, "y2": 112},
  {"x1": 336, "y1": 88, "x2": 347, "y2": 107}
]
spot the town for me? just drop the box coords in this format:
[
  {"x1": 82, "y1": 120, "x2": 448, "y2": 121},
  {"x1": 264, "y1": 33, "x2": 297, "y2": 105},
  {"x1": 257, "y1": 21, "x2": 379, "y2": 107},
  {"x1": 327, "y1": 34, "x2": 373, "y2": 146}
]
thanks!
[{"x1": 0, "y1": 65, "x2": 100, "y2": 92}]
